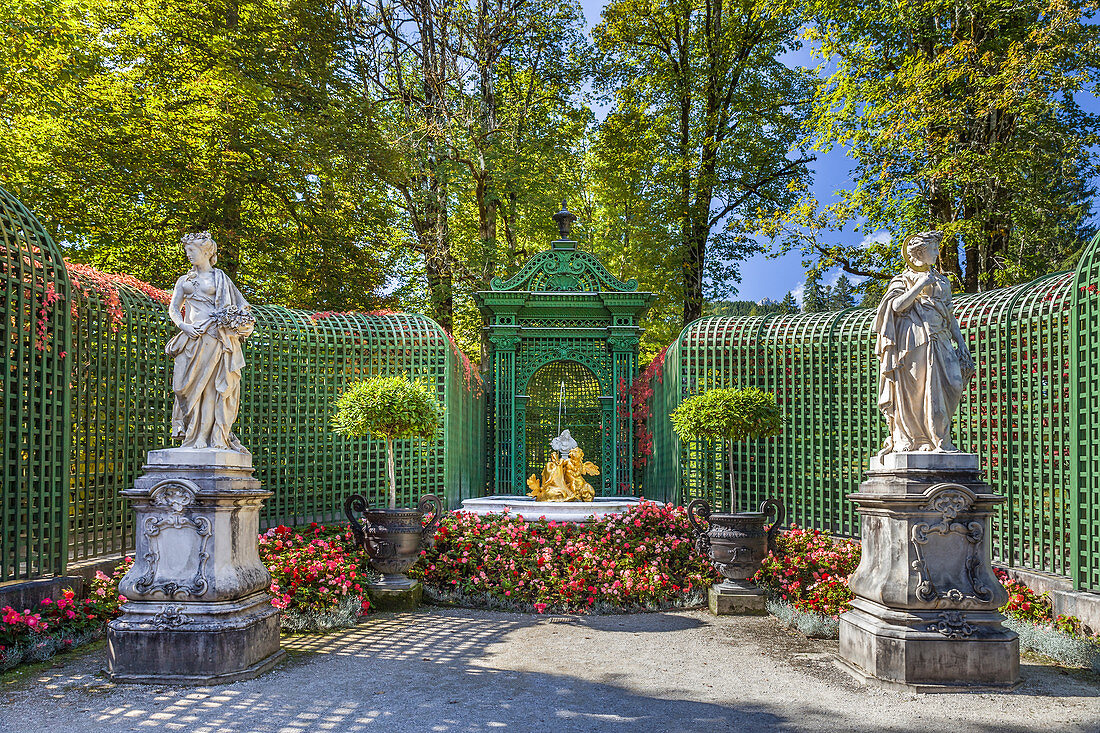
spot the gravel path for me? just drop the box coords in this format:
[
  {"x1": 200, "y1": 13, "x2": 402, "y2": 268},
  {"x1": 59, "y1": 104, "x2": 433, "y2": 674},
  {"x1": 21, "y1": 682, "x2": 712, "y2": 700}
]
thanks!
[{"x1": 2, "y1": 607, "x2": 1098, "y2": 732}]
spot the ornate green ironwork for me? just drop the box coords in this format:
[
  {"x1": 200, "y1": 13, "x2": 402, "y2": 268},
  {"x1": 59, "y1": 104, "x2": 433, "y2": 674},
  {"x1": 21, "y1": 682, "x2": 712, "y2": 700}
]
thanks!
[
  {"x1": 477, "y1": 208, "x2": 656, "y2": 495},
  {"x1": 646, "y1": 233, "x2": 1100, "y2": 590},
  {"x1": 1, "y1": 186, "x2": 72, "y2": 582}
]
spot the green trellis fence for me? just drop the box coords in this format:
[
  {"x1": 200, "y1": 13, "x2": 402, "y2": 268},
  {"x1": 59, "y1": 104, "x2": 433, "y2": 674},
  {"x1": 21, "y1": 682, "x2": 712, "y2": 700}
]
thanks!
[
  {"x1": 645, "y1": 233, "x2": 1100, "y2": 591},
  {"x1": 2, "y1": 188, "x2": 485, "y2": 583}
]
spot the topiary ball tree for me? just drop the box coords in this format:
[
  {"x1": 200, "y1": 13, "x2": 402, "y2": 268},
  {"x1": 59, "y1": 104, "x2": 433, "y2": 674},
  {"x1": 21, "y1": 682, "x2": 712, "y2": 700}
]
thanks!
[
  {"x1": 331, "y1": 376, "x2": 442, "y2": 509},
  {"x1": 670, "y1": 387, "x2": 783, "y2": 513}
]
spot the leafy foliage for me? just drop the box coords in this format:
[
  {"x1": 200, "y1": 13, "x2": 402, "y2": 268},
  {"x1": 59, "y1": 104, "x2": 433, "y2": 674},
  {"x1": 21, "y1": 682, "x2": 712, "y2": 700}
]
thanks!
[
  {"x1": 764, "y1": 0, "x2": 1100, "y2": 292},
  {"x1": 670, "y1": 387, "x2": 783, "y2": 445},
  {"x1": 0, "y1": 557, "x2": 130, "y2": 671},
  {"x1": 1, "y1": 0, "x2": 400, "y2": 310},
  {"x1": 5, "y1": 0, "x2": 1097, "y2": 344},
  {"x1": 753, "y1": 524, "x2": 860, "y2": 617},
  {"x1": 259, "y1": 524, "x2": 370, "y2": 632},
  {"x1": 1002, "y1": 617, "x2": 1100, "y2": 672},
  {"x1": 593, "y1": 0, "x2": 815, "y2": 324},
  {"x1": 331, "y1": 375, "x2": 442, "y2": 508},
  {"x1": 765, "y1": 596, "x2": 841, "y2": 639},
  {"x1": 331, "y1": 376, "x2": 442, "y2": 444}
]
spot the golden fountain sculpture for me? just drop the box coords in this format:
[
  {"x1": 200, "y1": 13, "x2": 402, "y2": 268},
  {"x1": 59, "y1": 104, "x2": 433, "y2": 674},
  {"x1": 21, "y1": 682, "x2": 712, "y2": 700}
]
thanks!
[{"x1": 527, "y1": 430, "x2": 599, "y2": 502}]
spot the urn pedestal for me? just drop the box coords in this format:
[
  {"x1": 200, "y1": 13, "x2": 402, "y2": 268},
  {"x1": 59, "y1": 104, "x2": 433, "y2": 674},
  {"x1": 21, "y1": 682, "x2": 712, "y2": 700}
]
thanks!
[
  {"x1": 838, "y1": 453, "x2": 1019, "y2": 691},
  {"x1": 107, "y1": 449, "x2": 284, "y2": 684}
]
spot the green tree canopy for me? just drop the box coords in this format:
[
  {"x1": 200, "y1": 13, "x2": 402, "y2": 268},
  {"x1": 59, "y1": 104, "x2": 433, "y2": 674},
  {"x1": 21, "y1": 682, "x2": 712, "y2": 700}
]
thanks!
[
  {"x1": 670, "y1": 386, "x2": 783, "y2": 511},
  {"x1": 593, "y1": 0, "x2": 815, "y2": 326},
  {"x1": 332, "y1": 376, "x2": 442, "y2": 508},
  {"x1": 764, "y1": 0, "x2": 1100, "y2": 292},
  {"x1": 1, "y1": 0, "x2": 401, "y2": 309}
]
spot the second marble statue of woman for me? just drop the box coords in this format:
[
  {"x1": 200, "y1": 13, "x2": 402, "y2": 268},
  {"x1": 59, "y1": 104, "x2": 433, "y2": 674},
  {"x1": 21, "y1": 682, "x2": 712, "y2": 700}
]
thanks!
[
  {"x1": 166, "y1": 231, "x2": 255, "y2": 452},
  {"x1": 874, "y1": 230, "x2": 975, "y2": 455}
]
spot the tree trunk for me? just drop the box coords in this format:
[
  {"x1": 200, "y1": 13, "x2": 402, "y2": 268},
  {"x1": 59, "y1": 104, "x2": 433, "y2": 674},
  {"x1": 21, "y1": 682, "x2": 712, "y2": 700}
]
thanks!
[
  {"x1": 386, "y1": 436, "x2": 397, "y2": 509},
  {"x1": 727, "y1": 438, "x2": 737, "y2": 514},
  {"x1": 677, "y1": 16, "x2": 695, "y2": 326},
  {"x1": 929, "y1": 185, "x2": 961, "y2": 284},
  {"x1": 424, "y1": 243, "x2": 454, "y2": 333}
]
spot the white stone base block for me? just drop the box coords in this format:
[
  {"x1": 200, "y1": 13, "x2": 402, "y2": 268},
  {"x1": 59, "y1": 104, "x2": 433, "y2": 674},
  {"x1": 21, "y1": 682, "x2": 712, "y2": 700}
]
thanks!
[{"x1": 708, "y1": 583, "x2": 767, "y2": 615}]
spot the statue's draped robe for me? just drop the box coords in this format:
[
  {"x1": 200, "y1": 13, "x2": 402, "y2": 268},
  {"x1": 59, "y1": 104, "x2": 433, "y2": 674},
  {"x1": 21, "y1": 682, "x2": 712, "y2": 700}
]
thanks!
[
  {"x1": 873, "y1": 270, "x2": 963, "y2": 453},
  {"x1": 166, "y1": 268, "x2": 250, "y2": 451}
]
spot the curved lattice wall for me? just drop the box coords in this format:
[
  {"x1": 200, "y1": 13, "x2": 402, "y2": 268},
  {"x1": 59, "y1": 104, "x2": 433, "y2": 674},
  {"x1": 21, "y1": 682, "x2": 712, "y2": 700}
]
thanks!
[
  {"x1": 1, "y1": 187, "x2": 72, "y2": 581},
  {"x1": 68, "y1": 290, "x2": 485, "y2": 570},
  {"x1": 2, "y1": 192, "x2": 485, "y2": 581},
  {"x1": 646, "y1": 235, "x2": 1100, "y2": 590}
]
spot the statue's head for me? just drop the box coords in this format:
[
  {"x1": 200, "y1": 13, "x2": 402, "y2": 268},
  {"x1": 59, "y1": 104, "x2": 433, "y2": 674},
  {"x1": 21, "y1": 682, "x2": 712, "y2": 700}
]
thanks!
[
  {"x1": 181, "y1": 231, "x2": 218, "y2": 266},
  {"x1": 568, "y1": 447, "x2": 583, "y2": 460},
  {"x1": 902, "y1": 231, "x2": 943, "y2": 272}
]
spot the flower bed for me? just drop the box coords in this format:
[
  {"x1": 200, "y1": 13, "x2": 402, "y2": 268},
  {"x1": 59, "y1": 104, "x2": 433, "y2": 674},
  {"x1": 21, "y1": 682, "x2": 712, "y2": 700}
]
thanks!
[
  {"x1": 0, "y1": 558, "x2": 130, "y2": 672},
  {"x1": 753, "y1": 524, "x2": 861, "y2": 618},
  {"x1": 410, "y1": 500, "x2": 719, "y2": 614},
  {"x1": 753, "y1": 527, "x2": 1100, "y2": 669},
  {"x1": 995, "y1": 568, "x2": 1100, "y2": 670},
  {"x1": 259, "y1": 524, "x2": 371, "y2": 632}
]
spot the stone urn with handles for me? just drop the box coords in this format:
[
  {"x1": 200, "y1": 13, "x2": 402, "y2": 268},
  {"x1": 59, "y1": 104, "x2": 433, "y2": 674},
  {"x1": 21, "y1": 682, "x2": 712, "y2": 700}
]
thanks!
[
  {"x1": 344, "y1": 494, "x2": 442, "y2": 590},
  {"x1": 687, "y1": 498, "x2": 784, "y2": 614}
]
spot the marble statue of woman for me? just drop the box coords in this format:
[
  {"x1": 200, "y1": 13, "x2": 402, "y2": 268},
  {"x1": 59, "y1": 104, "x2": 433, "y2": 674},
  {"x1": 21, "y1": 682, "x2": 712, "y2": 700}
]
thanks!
[
  {"x1": 166, "y1": 232, "x2": 255, "y2": 452},
  {"x1": 874, "y1": 231, "x2": 975, "y2": 454}
]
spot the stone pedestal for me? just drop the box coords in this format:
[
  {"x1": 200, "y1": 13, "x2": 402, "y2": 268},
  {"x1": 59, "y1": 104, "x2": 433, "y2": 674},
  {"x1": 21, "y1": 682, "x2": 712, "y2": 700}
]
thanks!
[
  {"x1": 708, "y1": 581, "x2": 766, "y2": 615},
  {"x1": 107, "y1": 449, "x2": 284, "y2": 684},
  {"x1": 838, "y1": 453, "x2": 1019, "y2": 691},
  {"x1": 368, "y1": 581, "x2": 424, "y2": 612}
]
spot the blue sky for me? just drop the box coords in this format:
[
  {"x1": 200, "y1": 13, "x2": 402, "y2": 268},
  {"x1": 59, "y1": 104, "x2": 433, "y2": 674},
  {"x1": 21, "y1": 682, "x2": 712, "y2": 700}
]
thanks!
[{"x1": 576, "y1": 0, "x2": 1100, "y2": 303}]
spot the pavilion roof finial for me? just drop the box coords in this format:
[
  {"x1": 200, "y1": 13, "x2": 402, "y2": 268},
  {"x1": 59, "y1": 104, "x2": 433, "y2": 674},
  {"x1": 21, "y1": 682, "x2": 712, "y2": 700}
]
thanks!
[{"x1": 552, "y1": 200, "x2": 577, "y2": 239}]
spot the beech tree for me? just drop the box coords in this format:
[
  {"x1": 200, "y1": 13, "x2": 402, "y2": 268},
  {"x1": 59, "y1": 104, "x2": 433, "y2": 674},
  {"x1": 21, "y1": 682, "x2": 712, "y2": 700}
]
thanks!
[
  {"x1": 594, "y1": 0, "x2": 815, "y2": 325},
  {"x1": 768, "y1": 0, "x2": 1100, "y2": 291},
  {"x1": 1, "y1": 0, "x2": 397, "y2": 308}
]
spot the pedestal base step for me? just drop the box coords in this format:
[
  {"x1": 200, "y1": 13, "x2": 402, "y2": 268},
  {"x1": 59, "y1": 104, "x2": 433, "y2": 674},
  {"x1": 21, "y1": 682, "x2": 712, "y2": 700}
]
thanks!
[
  {"x1": 833, "y1": 656, "x2": 1021, "y2": 694},
  {"x1": 708, "y1": 583, "x2": 767, "y2": 616},
  {"x1": 107, "y1": 595, "x2": 283, "y2": 684},
  {"x1": 108, "y1": 648, "x2": 286, "y2": 686},
  {"x1": 839, "y1": 608, "x2": 1020, "y2": 690},
  {"x1": 368, "y1": 582, "x2": 423, "y2": 612}
]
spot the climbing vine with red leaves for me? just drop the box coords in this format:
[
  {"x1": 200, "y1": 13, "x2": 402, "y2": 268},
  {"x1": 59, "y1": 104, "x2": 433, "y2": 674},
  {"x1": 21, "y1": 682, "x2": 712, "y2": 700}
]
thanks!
[
  {"x1": 66, "y1": 261, "x2": 171, "y2": 328},
  {"x1": 628, "y1": 345, "x2": 669, "y2": 471}
]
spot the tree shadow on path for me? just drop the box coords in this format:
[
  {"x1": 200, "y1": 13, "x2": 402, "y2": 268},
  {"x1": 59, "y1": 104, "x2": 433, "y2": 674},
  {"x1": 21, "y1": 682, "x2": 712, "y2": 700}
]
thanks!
[{"x1": 1, "y1": 608, "x2": 1096, "y2": 733}]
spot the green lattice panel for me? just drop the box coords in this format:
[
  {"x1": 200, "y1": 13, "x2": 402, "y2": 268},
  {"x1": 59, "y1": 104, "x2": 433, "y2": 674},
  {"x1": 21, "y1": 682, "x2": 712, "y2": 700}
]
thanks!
[
  {"x1": 524, "y1": 360, "x2": 602, "y2": 479},
  {"x1": 649, "y1": 236, "x2": 1100, "y2": 589},
  {"x1": 1072, "y1": 234, "x2": 1100, "y2": 590},
  {"x1": 64, "y1": 292, "x2": 485, "y2": 569},
  {"x1": 1, "y1": 187, "x2": 71, "y2": 582}
]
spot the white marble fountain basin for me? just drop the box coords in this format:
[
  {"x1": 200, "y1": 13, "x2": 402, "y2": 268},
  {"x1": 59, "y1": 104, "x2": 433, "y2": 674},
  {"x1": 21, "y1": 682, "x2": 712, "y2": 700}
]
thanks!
[{"x1": 459, "y1": 495, "x2": 642, "y2": 523}]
